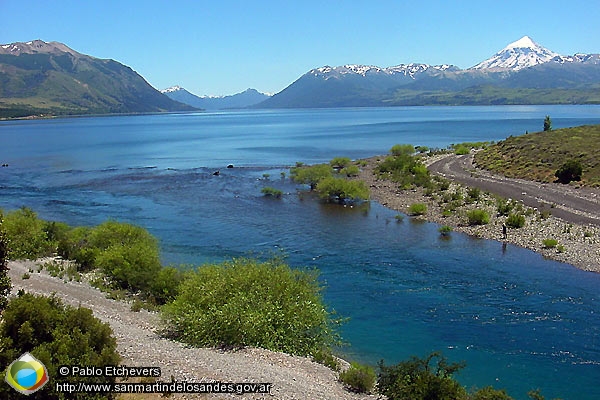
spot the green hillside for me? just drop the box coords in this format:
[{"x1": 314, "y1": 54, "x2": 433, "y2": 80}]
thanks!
[
  {"x1": 474, "y1": 124, "x2": 600, "y2": 187},
  {"x1": 0, "y1": 41, "x2": 195, "y2": 118}
]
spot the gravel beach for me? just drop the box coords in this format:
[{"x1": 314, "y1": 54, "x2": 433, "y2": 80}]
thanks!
[{"x1": 356, "y1": 153, "x2": 600, "y2": 272}]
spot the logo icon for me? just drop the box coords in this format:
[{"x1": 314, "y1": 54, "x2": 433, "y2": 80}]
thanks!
[{"x1": 5, "y1": 352, "x2": 49, "y2": 395}]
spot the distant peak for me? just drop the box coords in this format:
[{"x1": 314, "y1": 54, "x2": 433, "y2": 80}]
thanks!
[
  {"x1": 0, "y1": 39, "x2": 80, "y2": 56},
  {"x1": 505, "y1": 35, "x2": 537, "y2": 49},
  {"x1": 161, "y1": 85, "x2": 184, "y2": 93}
]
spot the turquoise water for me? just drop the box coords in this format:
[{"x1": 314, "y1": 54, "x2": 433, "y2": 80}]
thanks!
[{"x1": 1, "y1": 106, "x2": 600, "y2": 399}]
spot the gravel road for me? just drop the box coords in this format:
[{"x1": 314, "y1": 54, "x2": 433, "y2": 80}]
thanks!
[{"x1": 428, "y1": 153, "x2": 600, "y2": 226}]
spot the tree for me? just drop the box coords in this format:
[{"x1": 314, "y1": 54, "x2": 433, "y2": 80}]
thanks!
[
  {"x1": 0, "y1": 214, "x2": 10, "y2": 313},
  {"x1": 315, "y1": 177, "x2": 369, "y2": 203},
  {"x1": 543, "y1": 115, "x2": 552, "y2": 132},
  {"x1": 555, "y1": 160, "x2": 583, "y2": 184},
  {"x1": 290, "y1": 164, "x2": 333, "y2": 190}
]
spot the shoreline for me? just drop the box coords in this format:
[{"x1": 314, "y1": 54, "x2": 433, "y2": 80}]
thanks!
[
  {"x1": 7, "y1": 259, "x2": 376, "y2": 400},
  {"x1": 355, "y1": 154, "x2": 600, "y2": 273}
]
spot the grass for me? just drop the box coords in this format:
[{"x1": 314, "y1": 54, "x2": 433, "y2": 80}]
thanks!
[{"x1": 474, "y1": 124, "x2": 600, "y2": 187}]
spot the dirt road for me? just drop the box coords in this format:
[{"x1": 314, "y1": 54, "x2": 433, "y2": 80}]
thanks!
[{"x1": 428, "y1": 154, "x2": 600, "y2": 226}]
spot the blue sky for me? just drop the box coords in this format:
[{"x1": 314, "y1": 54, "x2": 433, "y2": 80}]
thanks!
[{"x1": 1, "y1": 0, "x2": 598, "y2": 96}]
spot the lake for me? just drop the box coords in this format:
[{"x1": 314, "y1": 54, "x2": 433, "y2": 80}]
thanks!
[{"x1": 1, "y1": 105, "x2": 600, "y2": 399}]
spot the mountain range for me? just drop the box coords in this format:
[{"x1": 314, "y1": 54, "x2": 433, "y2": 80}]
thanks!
[
  {"x1": 161, "y1": 86, "x2": 270, "y2": 110},
  {"x1": 0, "y1": 40, "x2": 194, "y2": 118},
  {"x1": 257, "y1": 36, "x2": 600, "y2": 108},
  {"x1": 2, "y1": 36, "x2": 599, "y2": 118}
]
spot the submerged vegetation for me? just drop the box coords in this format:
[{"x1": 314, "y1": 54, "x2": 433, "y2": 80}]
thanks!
[{"x1": 290, "y1": 158, "x2": 369, "y2": 203}]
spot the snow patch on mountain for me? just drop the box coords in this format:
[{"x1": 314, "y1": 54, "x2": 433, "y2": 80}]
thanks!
[
  {"x1": 470, "y1": 36, "x2": 559, "y2": 71},
  {"x1": 160, "y1": 86, "x2": 184, "y2": 94},
  {"x1": 310, "y1": 63, "x2": 457, "y2": 79}
]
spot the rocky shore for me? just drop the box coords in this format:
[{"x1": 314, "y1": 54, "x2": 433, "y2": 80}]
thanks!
[{"x1": 356, "y1": 154, "x2": 600, "y2": 273}]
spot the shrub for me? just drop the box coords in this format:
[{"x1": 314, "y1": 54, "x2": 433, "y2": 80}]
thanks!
[
  {"x1": 261, "y1": 187, "x2": 283, "y2": 198},
  {"x1": 408, "y1": 203, "x2": 427, "y2": 216},
  {"x1": 467, "y1": 209, "x2": 490, "y2": 225},
  {"x1": 149, "y1": 266, "x2": 186, "y2": 305},
  {"x1": 506, "y1": 213, "x2": 526, "y2": 229},
  {"x1": 315, "y1": 177, "x2": 369, "y2": 203},
  {"x1": 467, "y1": 187, "x2": 481, "y2": 202},
  {"x1": 339, "y1": 362, "x2": 376, "y2": 393},
  {"x1": 330, "y1": 157, "x2": 352, "y2": 169},
  {"x1": 58, "y1": 221, "x2": 162, "y2": 294},
  {"x1": 496, "y1": 198, "x2": 514, "y2": 216},
  {"x1": 0, "y1": 215, "x2": 10, "y2": 313},
  {"x1": 340, "y1": 165, "x2": 360, "y2": 177},
  {"x1": 378, "y1": 352, "x2": 467, "y2": 400},
  {"x1": 312, "y1": 348, "x2": 340, "y2": 371},
  {"x1": 454, "y1": 145, "x2": 470, "y2": 155},
  {"x1": 376, "y1": 145, "x2": 430, "y2": 188},
  {"x1": 439, "y1": 225, "x2": 453, "y2": 236},
  {"x1": 390, "y1": 144, "x2": 415, "y2": 157},
  {"x1": 90, "y1": 222, "x2": 162, "y2": 293},
  {"x1": 555, "y1": 160, "x2": 583, "y2": 184},
  {"x1": 542, "y1": 239, "x2": 558, "y2": 248},
  {"x1": 2, "y1": 207, "x2": 55, "y2": 259},
  {"x1": 161, "y1": 258, "x2": 342, "y2": 356},
  {"x1": 0, "y1": 293, "x2": 120, "y2": 399},
  {"x1": 470, "y1": 386, "x2": 514, "y2": 399}
]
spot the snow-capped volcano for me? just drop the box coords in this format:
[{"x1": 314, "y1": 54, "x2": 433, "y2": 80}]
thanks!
[{"x1": 470, "y1": 36, "x2": 559, "y2": 71}]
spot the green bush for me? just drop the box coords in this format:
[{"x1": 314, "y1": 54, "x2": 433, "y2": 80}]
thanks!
[
  {"x1": 467, "y1": 187, "x2": 481, "y2": 202},
  {"x1": 290, "y1": 164, "x2": 333, "y2": 190},
  {"x1": 2, "y1": 207, "x2": 55, "y2": 259},
  {"x1": 261, "y1": 187, "x2": 283, "y2": 198},
  {"x1": 161, "y1": 258, "x2": 342, "y2": 356},
  {"x1": 312, "y1": 348, "x2": 341, "y2": 371},
  {"x1": 467, "y1": 209, "x2": 490, "y2": 225},
  {"x1": 148, "y1": 266, "x2": 186, "y2": 305},
  {"x1": 0, "y1": 293, "x2": 120, "y2": 399},
  {"x1": 339, "y1": 362, "x2": 376, "y2": 393},
  {"x1": 454, "y1": 145, "x2": 470, "y2": 155},
  {"x1": 340, "y1": 165, "x2": 360, "y2": 177},
  {"x1": 315, "y1": 177, "x2": 369, "y2": 203},
  {"x1": 469, "y1": 386, "x2": 514, "y2": 399},
  {"x1": 506, "y1": 213, "x2": 526, "y2": 229},
  {"x1": 378, "y1": 352, "x2": 467, "y2": 400},
  {"x1": 330, "y1": 157, "x2": 352, "y2": 169},
  {"x1": 439, "y1": 225, "x2": 453, "y2": 236},
  {"x1": 496, "y1": 198, "x2": 514, "y2": 216},
  {"x1": 408, "y1": 203, "x2": 427, "y2": 216},
  {"x1": 555, "y1": 160, "x2": 583, "y2": 184},
  {"x1": 390, "y1": 144, "x2": 415, "y2": 157},
  {"x1": 542, "y1": 238, "x2": 558, "y2": 248},
  {"x1": 0, "y1": 215, "x2": 10, "y2": 313},
  {"x1": 87, "y1": 221, "x2": 162, "y2": 293}
]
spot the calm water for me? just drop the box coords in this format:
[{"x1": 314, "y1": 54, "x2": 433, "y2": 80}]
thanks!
[{"x1": 1, "y1": 106, "x2": 600, "y2": 399}]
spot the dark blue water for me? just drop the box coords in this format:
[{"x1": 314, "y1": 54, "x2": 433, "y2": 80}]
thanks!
[{"x1": 1, "y1": 106, "x2": 600, "y2": 399}]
